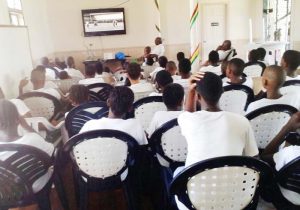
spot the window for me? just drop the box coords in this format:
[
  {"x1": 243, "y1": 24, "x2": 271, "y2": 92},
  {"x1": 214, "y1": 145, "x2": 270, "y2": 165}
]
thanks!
[{"x1": 6, "y1": 0, "x2": 25, "y2": 26}]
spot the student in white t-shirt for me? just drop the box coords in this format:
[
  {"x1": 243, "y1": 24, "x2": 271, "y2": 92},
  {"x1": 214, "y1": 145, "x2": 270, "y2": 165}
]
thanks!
[
  {"x1": 127, "y1": 63, "x2": 154, "y2": 93},
  {"x1": 80, "y1": 86, "x2": 147, "y2": 145},
  {"x1": 150, "y1": 56, "x2": 168, "y2": 79},
  {"x1": 262, "y1": 112, "x2": 300, "y2": 206},
  {"x1": 174, "y1": 58, "x2": 192, "y2": 92},
  {"x1": 151, "y1": 37, "x2": 165, "y2": 57},
  {"x1": 166, "y1": 61, "x2": 181, "y2": 80},
  {"x1": 149, "y1": 70, "x2": 173, "y2": 97},
  {"x1": 257, "y1": 47, "x2": 269, "y2": 66},
  {"x1": 65, "y1": 85, "x2": 90, "y2": 118},
  {"x1": 216, "y1": 40, "x2": 234, "y2": 62},
  {"x1": 148, "y1": 83, "x2": 184, "y2": 137},
  {"x1": 79, "y1": 64, "x2": 105, "y2": 86},
  {"x1": 64, "y1": 56, "x2": 84, "y2": 79},
  {"x1": 41, "y1": 57, "x2": 59, "y2": 80},
  {"x1": 200, "y1": 50, "x2": 222, "y2": 75},
  {"x1": 247, "y1": 65, "x2": 300, "y2": 113},
  {"x1": 223, "y1": 58, "x2": 253, "y2": 88},
  {"x1": 281, "y1": 50, "x2": 300, "y2": 81}
]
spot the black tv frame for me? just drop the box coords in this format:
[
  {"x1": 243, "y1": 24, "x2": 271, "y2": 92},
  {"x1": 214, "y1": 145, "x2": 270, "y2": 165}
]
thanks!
[{"x1": 82, "y1": 8, "x2": 126, "y2": 37}]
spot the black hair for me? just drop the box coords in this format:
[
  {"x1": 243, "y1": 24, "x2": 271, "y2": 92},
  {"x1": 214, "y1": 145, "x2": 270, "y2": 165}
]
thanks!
[
  {"x1": 95, "y1": 62, "x2": 103, "y2": 75},
  {"x1": 0, "y1": 99, "x2": 19, "y2": 133},
  {"x1": 59, "y1": 71, "x2": 69, "y2": 80},
  {"x1": 127, "y1": 63, "x2": 141, "y2": 80},
  {"x1": 196, "y1": 72, "x2": 223, "y2": 105},
  {"x1": 155, "y1": 71, "x2": 173, "y2": 88},
  {"x1": 208, "y1": 50, "x2": 220, "y2": 64},
  {"x1": 282, "y1": 50, "x2": 300, "y2": 71},
  {"x1": 69, "y1": 85, "x2": 89, "y2": 105},
  {"x1": 163, "y1": 83, "x2": 184, "y2": 110},
  {"x1": 85, "y1": 64, "x2": 96, "y2": 77},
  {"x1": 146, "y1": 56, "x2": 154, "y2": 66},
  {"x1": 66, "y1": 56, "x2": 75, "y2": 68},
  {"x1": 228, "y1": 58, "x2": 245, "y2": 76},
  {"x1": 177, "y1": 52, "x2": 185, "y2": 62},
  {"x1": 178, "y1": 58, "x2": 192, "y2": 74},
  {"x1": 256, "y1": 48, "x2": 266, "y2": 60},
  {"x1": 248, "y1": 49, "x2": 260, "y2": 62},
  {"x1": 158, "y1": 56, "x2": 168, "y2": 68},
  {"x1": 109, "y1": 86, "x2": 134, "y2": 117}
]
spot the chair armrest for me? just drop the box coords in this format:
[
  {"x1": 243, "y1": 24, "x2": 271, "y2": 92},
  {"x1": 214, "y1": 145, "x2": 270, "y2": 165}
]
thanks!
[{"x1": 25, "y1": 117, "x2": 65, "y2": 132}]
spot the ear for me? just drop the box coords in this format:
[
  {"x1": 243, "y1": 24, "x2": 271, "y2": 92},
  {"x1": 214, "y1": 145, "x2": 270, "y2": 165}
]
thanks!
[{"x1": 262, "y1": 77, "x2": 268, "y2": 88}]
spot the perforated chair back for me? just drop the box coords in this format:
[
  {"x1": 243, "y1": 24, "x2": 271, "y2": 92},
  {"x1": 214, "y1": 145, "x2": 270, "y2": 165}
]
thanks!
[
  {"x1": 150, "y1": 119, "x2": 187, "y2": 169},
  {"x1": 87, "y1": 83, "x2": 113, "y2": 102},
  {"x1": 246, "y1": 104, "x2": 297, "y2": 149},
  {"x1": 65, "y1": 101, "x2": 109, "y2": 137},
  {"x1": 244, "y1": 65, "x2": 263, "y2": 78},
  {"x1": 18, "y1": 92, "x2": 61, "y2": 121},
  {"x1": 132, "y1": 96, "x2": 167, "y2": 131},
  {"x1": 134, "y1": 91, "x2": 155, "y2": 101},
  {"x1": 220, "y1": 85, "x2": 254, "y2": 115},
  {"x1": 170, "y1": 156, "x2": 272, "y2": 210},
  {"x1": 0, "y1": 144, "x2": 52, "y2": 208},
  {"x1": 281, "y1": 80, "x2": 300, "y2": 95},
  {"x1": 51, "y1": 78, "x2": 80, "y2": 94}
]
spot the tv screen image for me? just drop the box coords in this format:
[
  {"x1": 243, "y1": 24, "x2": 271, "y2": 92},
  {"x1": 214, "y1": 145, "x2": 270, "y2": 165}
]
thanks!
[{"x1": 82, "y1": 8, "x2": 126, "y2": 36}]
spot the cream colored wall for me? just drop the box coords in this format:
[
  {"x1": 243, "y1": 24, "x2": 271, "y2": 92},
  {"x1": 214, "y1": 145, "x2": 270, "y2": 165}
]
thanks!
[
  {"x1": 291, "y1": 0, "x2": 300, "y2": 51},
  {"x1": 0, "y1": 0, "x2": 10, "y2": 24}
]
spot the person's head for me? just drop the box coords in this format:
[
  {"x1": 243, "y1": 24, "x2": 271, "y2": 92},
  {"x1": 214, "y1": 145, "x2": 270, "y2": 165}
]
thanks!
[
  {"x1": 226, "y1": 58, "x2": 245, "y2": 78},
  {"x1": 69, "y1": 85, "x2": 89, "y2": 107},
  {"x1": 85, "y1": 64, "x2": 96, "y2": 78},
  {"x1": 127, "y1": 63, "x2": 142, "y2": 81},
  {"x1": 196, "y1": 72, "x2": 223, "y2": 107},
  {"x1": 144, "y1": 46, "x2": 151, "y2": 55},
  {"x1": 0, "y1": 99, "x2": 19, "y2": 137},
  {"x1": 155, "y1": 37, "x2": 162, "y2": 45},
  {"x1": 163, "y1": 83, "x2": 184, "y2": 111},
  {"x1": 248, "y1": 49, "x2": 260, "y2": 62},
  {"x1": 257, "y1": 48, "x2": 267, "y2": 60},
  {"x1": 221, "y1": 60, "x2": 229, "y2": 75},
  {"x1": 107, "y1": 86, "x2": 134, "y2": 118},
  {"x1": 158, "y1": 56, "x2": 168, "y2": 68},
  {"x1": 166, "y1": 61, "x2": 177, "y2": 76},
  {"x1": 262, "y1": 65, "x2": 286, "y2": 92},
  {"x1": 146, "y1": 56, "x2": 154, "y2": 66},
  {"x1": 208, "y1": 50, "x2": 219, "y2": 65},
  {"x1": 155, "y1": 70, "x2": 173, "y2": 92},
  {"x1": 96, "y1": 62, "x2": 103, "y2": 75},
  {"x1": 66, "y1": 56, "x2": 75, "y2": 68},
  {"x1": 222, "y1": 40, "x2": 231, "y2": 50},
  {"x1": 177, "y1": 52, "x2": 185, "y2": 62},
  {"x1": 178, "y1": 58, "x2": 191, "y2": 78},
  {"x1": 31, "y1": 66, "x2": 46, "y2": 88},
  {"x1": 41, "y1": 57, "x2": 50, "y2": 66},
  {"x1": 59, "y1": 71, "x2": 70, "y2": 80},
  {"x1": 281, "y1": 50, "x2": 300, "y2": 73}
]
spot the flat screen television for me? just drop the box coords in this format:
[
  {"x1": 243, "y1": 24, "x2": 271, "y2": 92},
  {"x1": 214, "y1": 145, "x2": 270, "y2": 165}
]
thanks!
[{"x1": 82, "y1": 8, "x2": 126, "y2": 37}]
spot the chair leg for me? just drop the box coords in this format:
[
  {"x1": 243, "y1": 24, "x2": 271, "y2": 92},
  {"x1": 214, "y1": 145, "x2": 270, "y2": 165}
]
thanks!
[{"x1": 53, "y1": 173, "x2": 70, "y2": 210}]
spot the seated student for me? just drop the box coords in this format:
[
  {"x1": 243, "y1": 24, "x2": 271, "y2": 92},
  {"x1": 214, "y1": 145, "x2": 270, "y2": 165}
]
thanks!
[
  {"x1": 65, "y1": 84, "x2": 89, "y2": 116},
  {"x1": 139, "y1": 46, "x2": 152, "y2": 64},
  {"x1": 127, "y1": 63, "x2": 154, "y2": 93},
  {"x1": 281, "y1": 50, "x2": 300, "y2": 81},
  {"x1": 150, "y1": 56, "x2": 168, "y2": 79},
  {"x1": 149, "y1": 70, "x2": 173, "y2": 96},
  {"x1": 54, "y1": 57, "x2": 67, "y2": 70},
  {"x1": 58, "y1": 71, "x2": 71, "y2": 80},
  {"x1": 257, "y1": 47, "x2": 269, "y2": 66},
  {"x1": 177, "y1": 52, "x2": 185, "y2": 63},
  {"x1": 41, "y1": 57, "x2": 60, "y2": 80},
  {"x1": 94, "y1": 62, "x2": 115, "y2": 85},
  {"x1": 200, "y1": 50, "x2": 222, "y2": 75},
  {"x1": 223, "y1": 58, "x2": 253, "y2": 88},
  {"x1": 80, "y1": 87, "x2": 147, "y2": 145},
  {"x1": 246, "y1": 65, "x2": 300, "y2": 113},
  {"x1": 166, "y1": 61, "x2": 181, "y2": 80},
  {"x1": 64, "y1": 56, "x2": 84, "y2": 79},
  {"x1": 148, "y1": 83, "x2": 184, "y2": 136},
  {"x1": 79, "y1": 64, "x2": 105, "y2": 86},
  {"x1": 216, "y1": 40, "x2": 236, "y2": 61},
  {"x1": 244, "y1": 49, "x2": 266, "y2": 72},
  {"x1": 174, "y1": 58, "x2": 192, "y2": 91},
  {"x1": 262, "y1": 112, "x2": 300, "y2": 206}
]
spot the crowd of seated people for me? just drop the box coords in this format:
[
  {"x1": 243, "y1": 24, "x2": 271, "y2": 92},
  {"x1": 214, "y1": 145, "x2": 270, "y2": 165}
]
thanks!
[{"x1": 1, "y1": 39, "x2": 300, "y2": 209}]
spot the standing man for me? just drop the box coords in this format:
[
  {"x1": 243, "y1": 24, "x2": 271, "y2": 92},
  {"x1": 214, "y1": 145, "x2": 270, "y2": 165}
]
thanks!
[{"x1": 152, "y1": 37, "x2": 165, "y2": 58}]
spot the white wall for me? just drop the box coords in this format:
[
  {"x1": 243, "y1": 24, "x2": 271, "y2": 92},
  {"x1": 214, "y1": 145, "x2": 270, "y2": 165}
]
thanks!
[
  {"x1": 0, "y1": 0, "x2": 10, "y2": 24},
  {"x1": 291, "y1": 0, "x2": 300, "y2": 50}
]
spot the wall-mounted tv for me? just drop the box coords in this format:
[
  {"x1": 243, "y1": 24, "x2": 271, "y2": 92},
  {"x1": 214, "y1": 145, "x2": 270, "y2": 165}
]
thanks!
[{"x1": 82, "y1": 8, "x2": 126, "y2": 37}]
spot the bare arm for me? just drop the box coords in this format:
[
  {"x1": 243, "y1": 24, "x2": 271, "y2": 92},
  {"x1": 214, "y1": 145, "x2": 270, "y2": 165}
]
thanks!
[{"x1": 185, "y1": 72, "x2": 205, "y2": 112}]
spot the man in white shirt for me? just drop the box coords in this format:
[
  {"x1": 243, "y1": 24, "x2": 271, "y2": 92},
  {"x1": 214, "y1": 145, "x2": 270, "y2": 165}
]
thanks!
[
  {"x1": 148, "y1": 83, "x2": 184, "y2": 136},
  {"x1": 41, "y1": 57, "x2": 60, "y2": 80},
  {"x1": 151, "y1": 37, "x2": 165, "y2": 57},
  {"x1": 64, "y1": 56, "x2": 84, "y2": 79},
  {"x1": 79, "y1": 64, "x2": 105, "y2": 86},
  {"x1": 150, "y1": 56, "x2": 168, "y2": 80},
  {"x1": 247, "y1": 65, "x2": 300, "y2": 113},
  {"x1": 200, "y1": 50, "x2": 222, "y2": 75},
  {"x1": 216, "y1": 40, "x2": 235, "y2": 61},
  {"x1": 281, "y1": 50, "x2": 300, "y2": 81},
  {"x1": 174, "y1": 58, "x2": 192, "y2": 93},
  {"x1": 80, "y1": 86, "x2": 147, "y2": 145},
  {"x1": 149, "y1": 70, "x2": 173, "y2": 97}
]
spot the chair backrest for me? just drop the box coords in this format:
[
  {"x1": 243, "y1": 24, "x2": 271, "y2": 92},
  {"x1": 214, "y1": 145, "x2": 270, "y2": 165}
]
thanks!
[
  {"x1": 63, "y1": 130, "x2": 138, "y2": 181},
  {"x1": 65, "y1": 101, "x2": 109, "y2": 137},
  {"x1": 150, "y1": 119, "x2": 187, "y2": 170},
  {"x1": 244, "y1": 65, "x2": 263, "y2": 78},
  {"x1": 246, "y1": 104, "x2": 298, "y2": 149},
  {"x1": 281, "y1": 80, "x2": 300, "y2": 95},
  {"x1": 0, "y1": 144, "x2": 52, "y2": 208},
  {"x1": 134, "y1": 91, "x2": 155, "y2": 101},
  {"x1": 18, "y1": 92, "x2": 62, "y2": 121},
  {"x1": 51, "y1": 78, "x2": 80, "y2": 94},
  {"x1": 170, "y1": 156, "x2": 272, "y2": 210},
  {"x1": 87, "y1": 83, "x2": 114, "y2": 102},
  {"x1": 132, "y1": 96, "x2": 167, "y2": 131},
  {"x1": 219, "y1": 85, "x2": 254, "y2": 115},
  {"x1": 277, "y1": 156, "x2": 300, "y2": 194}
]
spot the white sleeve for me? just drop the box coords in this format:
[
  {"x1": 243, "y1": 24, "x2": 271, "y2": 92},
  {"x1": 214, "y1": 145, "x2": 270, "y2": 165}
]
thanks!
[
  {"x1": 218, "y1": 50, "x2": 227, "y2": 61},
  {"x1": 178, "y1": 112, "x2": 192, "y2": 137},
  {"x1": 243, "y1": 121, "x2": 259, "y2": 157},
  {"x1": 147, "y1": 113, "x2": 159, "y2": 137},
  {"x1": 10, "y1": 99, "x2": 30, "y2": 116},
  {"x1": 19, "y1": 133, "x2": 54, "y2": 156},
  {"x1": 79, "y1": 121, "x2": 94, "y2": 133},
  {"x1": 134, "y1": 121, "x2": 148, "y2": 145}
]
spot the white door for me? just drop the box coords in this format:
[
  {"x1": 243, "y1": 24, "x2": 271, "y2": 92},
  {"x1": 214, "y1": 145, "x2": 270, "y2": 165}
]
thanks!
[{"x1": 202, "y1": 4, "x2": 226, "y2": 62}]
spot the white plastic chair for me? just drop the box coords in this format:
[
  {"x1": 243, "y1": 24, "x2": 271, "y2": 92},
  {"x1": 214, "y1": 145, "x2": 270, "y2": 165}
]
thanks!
[
  {"x1": 51, "y1": 78, "x2": 80, "y2": 94},
  {"x1": 280, "y1": 80, "x2": 300, "y2": 95},
  {"x1": 134, "y1": 91, "x2": 155, "y2": 101}
]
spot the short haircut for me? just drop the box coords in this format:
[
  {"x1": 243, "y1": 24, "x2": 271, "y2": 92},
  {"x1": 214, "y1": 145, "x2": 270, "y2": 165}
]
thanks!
[
  {"x1": 282, "y1": 50, "x2": 300, "y2": 71},
  {"x1": 155, "y1": 70, "x2": 173, "y2": 88},
  {"x1": 257, "y1": 48, "x2": 266, "y2": 60},
  {"x1": 178, "y1": 58, "x2": 192, "y2": 74},
  {"x1": 158, "y1": 56, "x2": 168, "y2": 68},
  {"x1": 263, "y1": 65, "x2": 286, "y2": 88},
  {"x1": 31, "y1": 67, "x2": 46, "y2": 83},
  {"x1": 66, "y1": 56, "x2": 75, "y2": 68},
  {"x1": 248, "y1": 49, "x2": 260, "y2": 62},
  {"x1": 109, "y1": 86, "x2": 134, "y2": 116},
  {"x1": 0, "y1": 99, "x2": 19, "y2": 132},
  {"x1": 166, "y1": 61, "x2": 177, "y2": 73},
  {"x1": 145, "y1": 46, "x2": 151, "y2": 54},
  {"x1": 228, "y1": 58, "x2": 245, "y2": 76},
  {"x1": 196, "y1": 72, "x2": 223, "y2": 105},
  {"x1": 96, "y1": 62, "x2": 103, "y2": 74},
  {"x1": 177, "y1": 52, "x2": 185, "y2": 61},
  {"x1": 59, "y1": 71, "x2": 69, "y2": 80},
  {"x1": 208, "y1": 50, "x2": 220, "y2": 64},
  {"x1": 85, "y1": 64, "x2": 96, "y2": 77},
  {"x1": 127, "y1": 63, "x2": 141, "y2": 80},
  {"x1": 163, "y1": 83, "x2": 184, "y2": 109},
  {"x1": 224, "y1": 40, "x2": 232, "y2": 49},
  {"x1": 41, "y1": 57, "x2": 50, "y2": 66},
  {"x1": 69, "y1": 85, "x2": 89, "y2": 105},
  {"x1": 146, "y1": 56, "x2": 154, "y2": 66}
]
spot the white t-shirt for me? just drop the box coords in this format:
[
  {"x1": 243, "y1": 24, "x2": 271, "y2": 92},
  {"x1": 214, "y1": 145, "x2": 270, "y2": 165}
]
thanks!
[
  {"x1": 223, "y1": 77, "x2": 254, "y2": 89},
  {"x1": 130, "y1": 82, "x2": 154, "y2": 93},
  {"x1": 32, "y1": 88, "x2": 61, "y2": 100},
  {"x1": 45, "y1": 68, "x2": 57, "y2": 80},
  {"x1": 174, "y1": 78, "x2": 189, "y2": 93},
  {"x1": 274, "y1": 146, "x2": 300, "y2": 205},
  {"x1": 286, "y1": 75, "x2": 300, "y2": 81},
  {"x1": 64, "y1": 68, "x2": 84, "y2": 79},
  {"x1": 246, "y1": 92, "x2": 300, "y2": 114},
  {"x1": 23, "y1": 81, "x2": 59, "y2": 94},
  {"x1": 150, "y1": 67, "x2": 165, "y2": 79},
  {"x1": 149, "y1": 92, "x2": 162, "y2": 97},
  {"x1": 218, "y1": 49, "x2": 232, "y2": 61},
  {"x1": 172, "y1": 75, "x2": 181, "y2": 80},
  {"x1": 200, "y1": 65, "x2": 222, "y2": 76},
  {"x1": 148, "y1": 111, "x2": 184, "y2": 136},
  {"x1": 10, "y1": 99, "x2": 30, "y2": 116},
  {"x1": 79, "y1": 77, "x2": 105, "y2": 86},
  {"x1": 79, "y1": 118, "x2": 148, "y2": 145},
  {"x1": 152, "y1": 44, "x2": 165, "y2": 57},
  {"x1": 178, "y1": 111, "x2": 258, "y2": 167}
]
